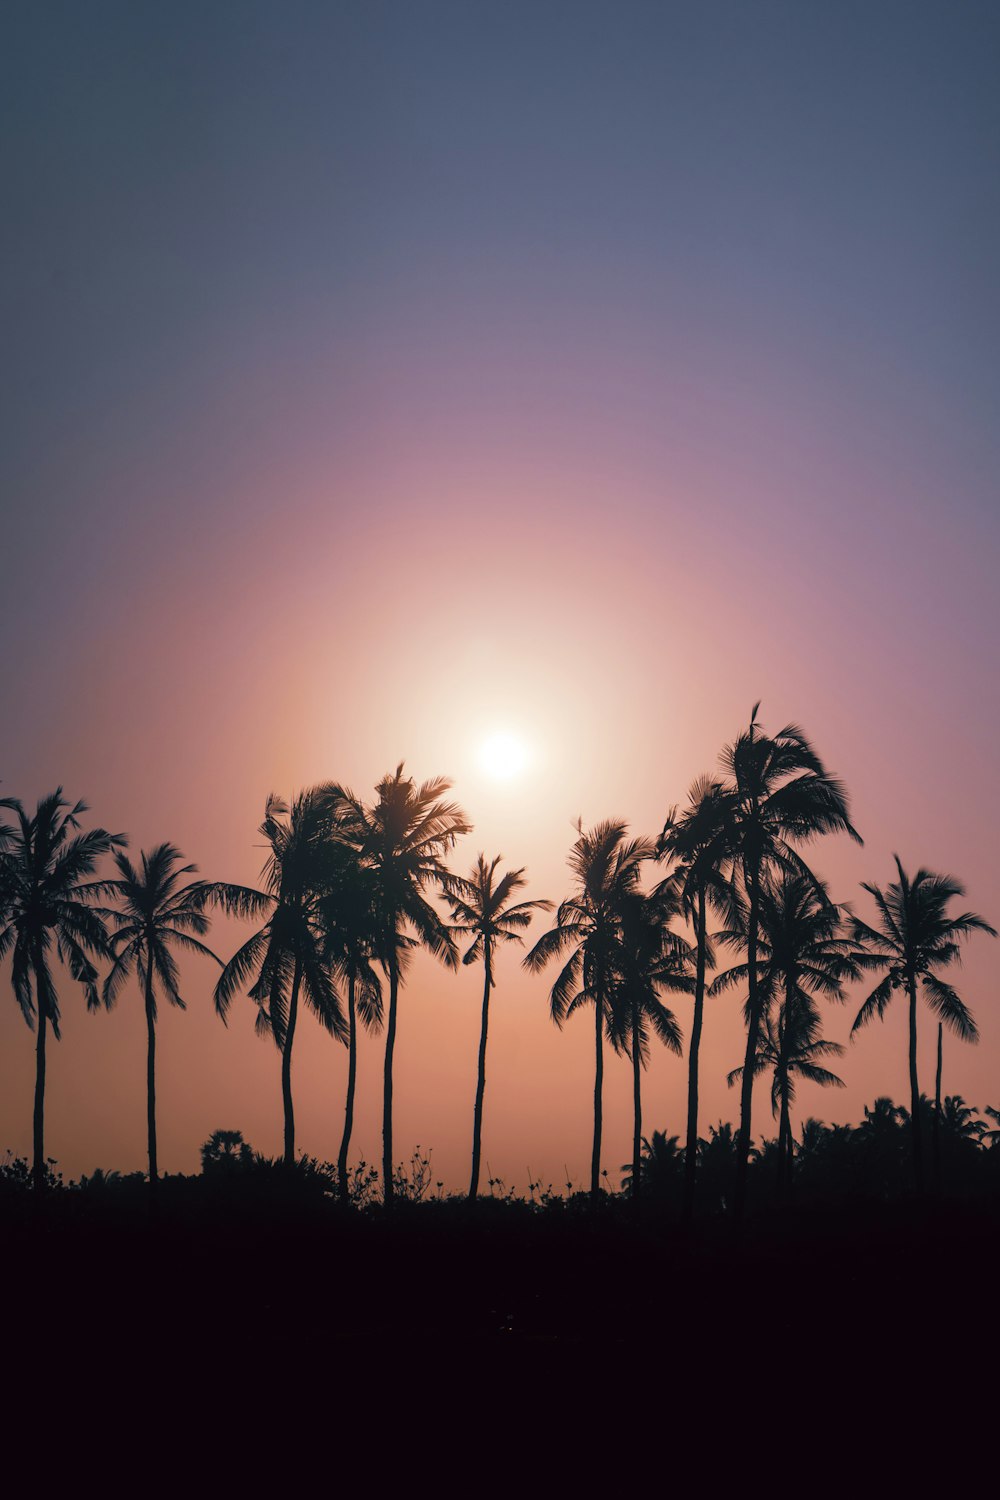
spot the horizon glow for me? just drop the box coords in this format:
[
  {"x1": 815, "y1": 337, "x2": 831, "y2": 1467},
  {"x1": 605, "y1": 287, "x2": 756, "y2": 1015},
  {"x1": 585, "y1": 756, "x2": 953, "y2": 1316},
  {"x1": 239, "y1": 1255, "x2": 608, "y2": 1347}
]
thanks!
[{"x1": 2, "y1": 3, "x2": 998, "y2": 1191}]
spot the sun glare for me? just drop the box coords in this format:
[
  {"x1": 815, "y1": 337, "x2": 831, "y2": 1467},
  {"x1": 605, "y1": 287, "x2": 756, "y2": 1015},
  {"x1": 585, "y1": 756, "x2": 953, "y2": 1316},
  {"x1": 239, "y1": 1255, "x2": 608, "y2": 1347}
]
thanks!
[{"x1": 478, "y1": 729, "x2": 530, "y2": 781}]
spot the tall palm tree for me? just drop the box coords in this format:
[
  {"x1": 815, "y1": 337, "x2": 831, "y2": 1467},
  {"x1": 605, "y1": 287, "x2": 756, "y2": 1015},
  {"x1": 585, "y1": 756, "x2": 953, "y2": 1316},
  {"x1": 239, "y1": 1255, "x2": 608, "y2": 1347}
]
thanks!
[
  {"x1": 330, "y1": 766, "x2": 470, "y2": 1203},
  {"x1": 610, "y1": 889, "x2": 689, "y2": 1200},
  {"x1": 97, "y1": 844, "x2": 224, "y2": 1195},
  {"x1": 656, "y1": 776, "x2": 734, "y2": 1219},
  {"x1": 206, "y1": 789, "x2": 348, "y2": 1165},
  {"x1": 317, "y1": 848, "x2": 384, "y2": 1203},
  {"x1": 0, "y1": 791, "x2": 125, "y2": 1189},
  {"x1": 719, "y1": 705, "x2": 861, "y2": 1217},
  {"x1": 446, "y1": 854, "x2": 552, "y2": 1200},
  {"x1": 714, "y1": 871, "x2": 860, "y2": 1192},
  {"x1": 850, "y1": 856, "x2": 995, "y2": 1192},
  {"x1": 524, "y1": 819, "x2": 652, "y2": 1199}
]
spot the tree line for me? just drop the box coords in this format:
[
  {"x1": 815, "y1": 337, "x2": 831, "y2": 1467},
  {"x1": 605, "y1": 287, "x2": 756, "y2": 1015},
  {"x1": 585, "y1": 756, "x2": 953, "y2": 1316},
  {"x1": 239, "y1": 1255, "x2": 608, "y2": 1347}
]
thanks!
[{"x1": 1, "y1": 706, "x2": 994, "y2": 1211}]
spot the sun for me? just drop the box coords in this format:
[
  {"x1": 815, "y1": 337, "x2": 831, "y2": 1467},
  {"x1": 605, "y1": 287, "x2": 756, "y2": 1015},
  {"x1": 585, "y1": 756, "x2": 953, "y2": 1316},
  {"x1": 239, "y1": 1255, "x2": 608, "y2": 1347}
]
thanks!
[{"x1": 478, "y1": 729, "x2": 530, "y2": 780}]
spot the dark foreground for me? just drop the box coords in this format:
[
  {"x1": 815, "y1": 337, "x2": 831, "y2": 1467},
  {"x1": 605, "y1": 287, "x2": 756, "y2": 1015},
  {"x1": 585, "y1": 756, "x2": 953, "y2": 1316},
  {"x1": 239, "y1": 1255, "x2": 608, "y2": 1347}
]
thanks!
[{"x1": 3, "y1": 1179, "x2": 996, "y2": 1485}]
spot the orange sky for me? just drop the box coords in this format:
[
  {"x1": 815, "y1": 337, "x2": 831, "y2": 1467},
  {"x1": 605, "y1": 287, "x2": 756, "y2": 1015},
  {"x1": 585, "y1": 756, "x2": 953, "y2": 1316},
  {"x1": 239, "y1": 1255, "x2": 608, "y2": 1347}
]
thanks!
[
  {"x1": 3, "y1": 4, "x2": 998, "y2": 1189},
  {"x1": 2, "y1": 477, "x2": 996, "y2": 1189}
]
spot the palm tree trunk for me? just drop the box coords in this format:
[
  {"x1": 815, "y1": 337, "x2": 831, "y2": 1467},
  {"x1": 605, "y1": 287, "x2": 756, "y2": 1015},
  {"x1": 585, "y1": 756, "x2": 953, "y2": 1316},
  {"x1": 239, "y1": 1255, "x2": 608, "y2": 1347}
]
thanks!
[
  {"x1": 591, "y1": 989, "x2": 604, "y2": 1200},
  {"x1": 469, "y1": 940, "x2": 492, "y2": 1200},
  {"x1": 907, "y1": 970, "x2": 922, "y2": 1193},
  {"x1": 32, "y1": 961, "x2": 47, "y2": 1193},
  {"x1": 683, "y1": 887, "x2": 707, "y2": 1223},
  {"x1": 337, "y1": 972, "x2": 358, "y2": 1203},
  {"x1": 382, "y1": 948, "x2": 399, "y2": 1204},
  {"x1": 778, "y1": 1085, "x2": 792, "y2": 1198},
  {"x1": 281, "y1": 956, "x2": 303, "y2": 1166},
  {"x1": 144, "y1": 958, "x2": 158, "y2": 1194},
  {"x1": 933, "y1": 1019, "x2": 943, "y2": 1189},
  {"x1": 735, "y1": 855, "x2": 761, "y2": 1219},
  {"x1": 777, "y1": 978, "x2": 794, "y2": 1200},
  {"x1": 631, "y1": 996, "x2": 642, "y2": 1201}
]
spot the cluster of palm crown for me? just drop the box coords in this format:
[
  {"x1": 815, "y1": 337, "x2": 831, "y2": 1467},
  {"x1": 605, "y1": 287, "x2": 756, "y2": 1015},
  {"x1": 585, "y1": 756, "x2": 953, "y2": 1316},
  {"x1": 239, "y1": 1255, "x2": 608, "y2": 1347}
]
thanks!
[{"x1": 1, "y1": 706, "x2": 994, "y2": 1206}]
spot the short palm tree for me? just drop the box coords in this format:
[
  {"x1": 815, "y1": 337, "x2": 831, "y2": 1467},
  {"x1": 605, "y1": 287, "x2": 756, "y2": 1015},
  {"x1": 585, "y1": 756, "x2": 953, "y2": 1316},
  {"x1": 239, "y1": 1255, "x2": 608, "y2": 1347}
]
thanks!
[
  {"x1": 0, "y1": 791, "x2": 125, "y2": 1188},
  {"x1": 206, "y1": 789, "x2": 347, "y2": 1164},
  {"x1": 714, "y1": 870, "x2": 860, "y2": 1191},
  {"x1": 330, "y1": 766, "x2": 470, "y2": 1203},
  {"x1": 97, "y1": 844, "x2": 224, "y2": 1194},
  {"x1": 938, "y1": 1095, "x2": 985, "y2": 1142},
  {"x1": 980, "y1": 1106, "x2": 1000, "y2": 1150},
  {"x1": 524, "y1": 819, "x2": 652, "y2": 1199},
  {"x1": 850, "y1": 856, "x2": 996, "y2": 1191},
  {"x1": 656, "y1": 776, "x2": 734, "y2": 1218},
  {"x1": 728, "y1": 999, "x2": 845, "y2": 1192},
  {"x1": 446, "y1": 854, "x2": 552, "y2": 1200},
  {"x1": 609, "y1": 889, "x2": 689, "y2": 1199},
  {"x1": 201, "y1": 1129, "x2": 253, "y2": 1171},
  {"x1": 621, "y1": 1130, "x2": 684, "y2": 1197},
  {"x1": 719, "y1": 705, "x2": 861, "y2": 1216}
]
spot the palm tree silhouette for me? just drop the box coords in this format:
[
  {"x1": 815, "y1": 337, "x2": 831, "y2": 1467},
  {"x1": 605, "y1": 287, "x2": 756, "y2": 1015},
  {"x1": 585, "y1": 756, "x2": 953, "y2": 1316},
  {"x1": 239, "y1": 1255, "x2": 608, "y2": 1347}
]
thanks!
[
  {"x1": 610, "y1": 889, "x2": 689, "y2": 1199},
  {"x1": 850, "y1": 856, "x2": 995, "y2": 1192},
  {"x1": 0, "y1": 791, "x2": 125, "y2": 1189},
  {"x1": 524, "y1": 819, "x2": 652, "y2": 1199},
  {"x1": 982, "y1": 1106, "x2": 1000, "y2": 1150},
  {"x1": 937, "y1": 1095, "x2": 985, "y2": 1142},
  {"x1": 200, "y1": 1128, "x2": 253, "y2": 1172},
  {"x1": 697, "y1": 1120, "x2": 742, "y2": 1213},
  {"x1": 719, "y1": 705, "x2": 860, "y2": 1217},
  {"x1": 621, "y1": 1129, "x2": 684, "y2": 1197},
  {"x1": 445, "y1": 854, "x2": 552, "y2": 1200},
  {"x1": 728, "y1": 1001, "x2": 845, "y2": 1193},
  {"x1": 206, "y1": 790, "x2": 348, "y2": 1165},
  {"x1": 96, "y1": 844, "x2": 223, "y2": 1195},
  {"x1": 317, "y1": 849, "x2": 384, "y2": 1202},
  {"x1": 330, "y1": 766, "x2": 470, "y2": 1203},
  {"x1": 714, "y1": 871, "x2": 859, "y2": 1192},
  {"x1": 857, "y1": 1095, "x2": 906, "y2": 1136},
  {"x1": 656, "y1": 777, "x2": 734, "y2": 1219}
]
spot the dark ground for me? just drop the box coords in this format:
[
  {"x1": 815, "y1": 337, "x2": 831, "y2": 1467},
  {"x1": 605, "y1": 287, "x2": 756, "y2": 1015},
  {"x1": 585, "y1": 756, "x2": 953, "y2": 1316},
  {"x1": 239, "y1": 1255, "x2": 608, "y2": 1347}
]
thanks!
[{"x1": 3, "y1": 1185, "x2": 995, "y2": 1486}]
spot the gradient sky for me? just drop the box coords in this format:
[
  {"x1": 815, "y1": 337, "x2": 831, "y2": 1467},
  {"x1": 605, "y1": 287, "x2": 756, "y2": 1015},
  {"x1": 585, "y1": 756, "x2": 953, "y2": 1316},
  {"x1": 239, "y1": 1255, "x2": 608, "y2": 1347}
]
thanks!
[{"x1": 2, "y1": 2, "x2": 998, "y2": 1190}]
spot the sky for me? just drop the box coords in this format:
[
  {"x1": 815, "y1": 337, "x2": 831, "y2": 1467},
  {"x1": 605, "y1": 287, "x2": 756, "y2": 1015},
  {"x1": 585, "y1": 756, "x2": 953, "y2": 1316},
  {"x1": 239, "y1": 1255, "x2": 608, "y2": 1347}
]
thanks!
[{"x1": 2, "y1": 1, "x2": 998, "y2": 1190}]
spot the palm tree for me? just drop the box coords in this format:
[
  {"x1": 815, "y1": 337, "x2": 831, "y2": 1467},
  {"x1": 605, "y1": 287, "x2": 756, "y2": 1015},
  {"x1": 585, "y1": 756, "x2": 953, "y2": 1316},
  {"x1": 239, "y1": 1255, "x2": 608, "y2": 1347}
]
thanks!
[
  {"x1": 445, "y1": 854, "x2": 552, "y2": 1200},
  {"x1": 982, "y1": 1106, "x2": 1000, "y2": 1150},
  {"x1": 201, "y1": 1128, "x2": 253, "y2": 1172},
  {"x1": 97, "y1": 844, "x2": 224, "y2": 1195},
  {"x1": 330, "y1": 766, "x2": 470, "y2": 1203},
  {"x1": 610, "y1": 889, "x2": 689, "y2": 1199},
  {"x1": 697, "y1": 1120, "x2": 741, "y2": 1214},
  {"x1": 719, "y1": 705, "x2": 861, "y2": 1217},
  {"x1": 656, "y1": 776, "x2": 734, "y2": 1219},
  {"x1": 938, "y1": 1095, "x2": 985, "y2": 1143},
  {"x1": 728, "y1": 1000, "x2": 845, "y2": 1193},
  {"x1": 317, "y1": 849, "x2": 384, "y2": 1202},
  {"x1": 0, "y1": 791, "x2": 125, "y2": 1189},
  {"x1": 714, "y1": 871, "x2": 860, "y2": 1192},
  {"x1": 206, "y1": 790, "x2": 348, "y2": 1165},
  {"x1": 850, "y1": 856, "x2": 996, "y2": 1192},
  {"x1": 524, "y1": 819, "x2": 652, "y2": 1199},
  {"x1": 621, "y1": 1130, "x2": 684, "y2": 1198}
]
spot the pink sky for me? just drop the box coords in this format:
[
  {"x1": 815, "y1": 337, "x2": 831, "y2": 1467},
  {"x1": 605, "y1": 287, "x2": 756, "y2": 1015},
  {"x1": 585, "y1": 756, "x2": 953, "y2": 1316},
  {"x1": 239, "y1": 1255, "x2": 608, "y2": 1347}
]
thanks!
[{"x1": 3, "y1": 4, "x2": 998, "y2": 1188}]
